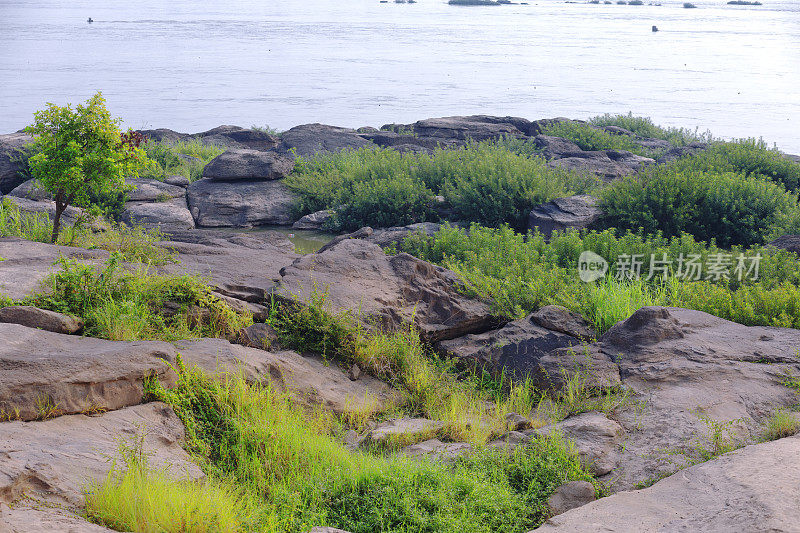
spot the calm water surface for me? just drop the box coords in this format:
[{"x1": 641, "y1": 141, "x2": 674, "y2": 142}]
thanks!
[{"x1": 2, "y1": 0, "x2": 799, "y2": 151}]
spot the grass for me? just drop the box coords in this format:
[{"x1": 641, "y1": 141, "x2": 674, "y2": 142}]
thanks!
[
  {"x1": 82, "y1": 361, "x2": 599, "y2": 533},
  {"x1": 760, "y1": 409, "x2": 800, "y2": 442},
  {"x1": 542, "y1": 121, "x2": 656, "y2": 158},
  {"x1": 286, "y1": 141, "x2": 595, "y2": 231},
  {"x1": 588, "y1": 112, "x2": 712, "y2": 146},
  {"x1": 140, "y1": 139, "x2": 225, "y2": 182}
]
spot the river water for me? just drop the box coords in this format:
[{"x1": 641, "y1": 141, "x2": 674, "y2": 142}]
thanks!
[{"x1": 2, "y1": 0, "x2": 799, "y2": 151}]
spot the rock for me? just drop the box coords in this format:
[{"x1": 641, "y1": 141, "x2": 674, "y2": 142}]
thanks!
[
  {"x1": 357, "y1": 130, "x2": 446, "y2": 150},
  {"x1": 158, "y1": 229, "x2": 299, "y2": 304},
  {"x1": 402, "y1": 438, "x2": 473, "y2": 460},
  {"x1": 0, "y1": 323, "x2": 177, "y2": 421},
  {"x1": 194, "y1": 125, "x2": 279, "y2": 151},
  {"x1": 527, "y1": 118, "x2": 573, "y2": 137},
  {"x1": 174, "y1": 338, "x2": 399, "y2": 414},
  {"x1": 1, "y1": 196, "x2": 85, "y2": 226},
  {"x1": 138, "y1": 127, "x2": 190, "y2": 144},
  {"x1": 0, "y1": 306, "x2": 82, "y2": 334},
  {"x1": 276, "y1": 239, "x2": 499, "y2": 342},
  {"x1": 532, "y1": 135, "x2": 582, "y2": 159},
  {"x1": 348, "y1": 363, "x2": 362, "y2": 381},
  {"x1": 125, "y1": 177, "x2": 185, "y2": 202},
  {"x1": 362, "y1": 418, "x2": 446, "y2": 447},
  {"x1": 7, "y1": 179, "x2": 52, "y2": 201},
  {"x1": 528, "y1": 195, "x2": 602, "y2": 238},
  {"x1": 237, "y1": 322, "x2": 279, "y2": 350},
  {"x1": 0, "y1": 133, "x2": 33, "y2": 195},
  {"x1": 0, "y1": 237, "x2": 108, "y2": 300},
  {"x1": 411, "y1": 116, "x2": 524, "y2": 141},
  {"x1": 293, "y1": 209, "x2": 333, "y2": 230},
  {"x1": 768, "y1": 234, "x2": 800, "y2": 254},
  {"x1": 316, "y1": 226, "x2": 374, "y2": 254},
  {"x1": 436, "y1": 314, "x2": 620, "y2": 389},
  {"x1": 655, "y1": 142, "x2": 708, "y2": 164},
  {"x1": 605, "y1": 150, "x2": 654, "y2": 173},
  {"x1": 546, "y1": 480, "x2": 596, "y2": 517},
  {"x1": 530, "y1": 434, "x2": 800, "y2": 532},
  {"x1": 506, "y1": 412, "x2": 532, "y2": 431},
  {"x1": 548, "y1": 151, "x2": 643, "y2": 181},
  {"x1": 121, "y1": 197, "x2": 196, "y2": 230},
  {"x1": 202, "y1": 149, "x2": 294, "y2": 181},
  {"x1": 631, "y1": 137, "x2": 671, "y2": 152},
  {"x1": 1, "y1": 504, "x2": 117, "y2": 532},
  {"x1": 533, "y1": 412, "x2": 623, "y2": 475},
  {"x1": 362, "y1": 222, "x2": 443, "y2": 248},
  {"x1": 280, "y1": 124, "x2": 374, "y2": 158},
  {"x1": 784, "y1": 153, "x2": 800, "y2": 164},
  {"x1": 164, "y1": 174, "x2": 191, "y2": 187},
  {"x1": 0, "y1": 402, "x2": 203, "y2": 507},
  {"x1": 531, "y1": 305, "x2": 596, "y2": 341},
  {"x1": 597, "y1": 306, "x2": 800, "y2": 490},
  {"x1": 186, "y1": 178, "x2": 298, "y2": 227}
]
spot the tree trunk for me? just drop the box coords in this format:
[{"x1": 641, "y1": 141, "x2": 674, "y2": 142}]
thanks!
[{"x1": 51, "y1": 202, "x2": 64, "y2": 244}]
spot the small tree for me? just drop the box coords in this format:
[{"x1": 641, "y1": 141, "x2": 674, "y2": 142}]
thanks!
[{"x1": 25, "y1": 92, "x2": 145, "y2": 243}]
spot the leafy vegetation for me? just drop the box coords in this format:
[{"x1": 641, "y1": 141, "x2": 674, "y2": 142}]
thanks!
[
  {"x1": 588, "y1": 112, "x2": 712, "y2": 146},
  {"x1": 541, "y1": 121, "x2": 655, "y2": 157},
  {"x1": 140, "y1": 138, "x2": 225, "y2": 182}
]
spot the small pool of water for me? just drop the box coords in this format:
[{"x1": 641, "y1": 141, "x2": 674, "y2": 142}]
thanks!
[{"x1": 236, "y1": 225, "x2": 338, "y2": 254}]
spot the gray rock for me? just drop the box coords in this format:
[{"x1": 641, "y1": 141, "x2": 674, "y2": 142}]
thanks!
[
  {"x1": 655, "y1": 142, "x2": 708, "y2": 164},
  {"x1": 121, "y1": 197, "x2": 196, "y2": 230},
  {"x1": 186, "y1": 178, "x2": 298, "y2": 227},
  {"x1": 532, "y1": 135, "x2": 582, "y2": 159},
  {"x1": 1, "y1": 196, "x2": 85, "y2": 226},
  {"x1": 363, "y1": 222, "x2": 443, "y2": 248},
  {"x1": 8, "y1": 179, "x2": 52, "y2": 201},
  {"x1": 767, "y1": 234, "x2": 800, "y2": 255},
  {"x1": 293, "y1": 209, "x2": 333, "y2": 230},
  {"x1": 506, "y1": 412, "x2": 532, "y2": 431},
  {"x1": 138, "y1": 127, "x2": 190, "y2": 144},
  {"x1": 0, "y1": 306, "x2": 83, "y2": 334},
  {"x1": 0, "y1": 402, "x2": 203, "y2": 507},
  {"x1": 533, "y1": 412, "x2": 623, "y2": 475},
  {"x1": 526, "y1": 117, "x2": 573, "y2": 136},
  {"x1": 531, "y1": 305, "x2": 597, "y2": 341},
  {"x1": 548, "y1": 151, "x2": 647, "y2": 181},
  {"x1": 411, "y1": 116, "x2": 525, "y2": 141},
  {"x1": 280, "y1": 124, "x2": 374, "y2": 158},
  {"x1": 546, "y1": 480, "x2": 596, "y2": 517},
  {"x1": 195, "y1": 125, "x2": 279, "y2": 151},
  {"x1": 1, "y1": 504, "x2": 117, "y2": 532},
  {"x1": 402, "y1": 438, "x2": 473, "y2": 460},
  {"x1": 436, "y1": 314, "x2": 619, "y2": 389},
  {"x1": 276, "y1": 239, "x2": 499, "y2": 342},
  {"x1": 0, "y1": 323, "x2": 177, "y2": 421},
  {"x1": 164, "y1": 174, "x2": 191, "y2": 187},
  {"x1": 237, "y1": 322, "x2": 280, "y2": 350},
  {"x1": 528, "y1": 195, "x2": 603, "y2": 238},
  {"x1": 202, "y1": 149, "x2": 294, "y2": 181},
  {"x1": 125, "y1": 177, "x2": 186, "y2": 202},
  {"x1": 358, "y1": 130, "x2": 446, "y2": 150},
  {"x1": 531, "y1": 434, "x2": 800, "y2": 532},
  {"x1": 0, "y1": 133, "x2": 33, "y2": 194}
]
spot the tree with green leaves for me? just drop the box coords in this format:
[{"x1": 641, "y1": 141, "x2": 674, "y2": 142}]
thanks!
[{"x1": 25, "y1": 92, "x2": 146, "y2": 243}]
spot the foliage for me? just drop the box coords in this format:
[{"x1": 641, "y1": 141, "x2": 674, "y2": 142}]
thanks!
[
  {"x1": 140, "y1": 138, "x2": 224, "y2": 182},
  {"x1": 541, "y1": 121, "x2": 654, "y2": 157},
  {"x1": 588, "y1": 112, "x2": 712, "y2": 146},
  {"x1": 0, "y1": 197, "x2": 53, "y2": 243},
  {"x1": 598, "y1": 166, "x2": 800, "y2": 247},
  {"x1": 760, "y1": 409, "x2": 800, "y2": 442},
  {"x1": 25, "y1": 92, "x2": 147, "y2": 242}
]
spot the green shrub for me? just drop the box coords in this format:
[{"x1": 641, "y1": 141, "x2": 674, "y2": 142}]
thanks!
[
  {"x1": 542, "y1": 121, "x2": 654, "y2": 157},
  {"x1": 332, "y1": 177, "x2": 435, "y2": 231},
  {"x1": 588, "y1": 112, "x2": 711, "y2": 146},
  {"x1": 669, "y1": 138, "x2": 800, "y2": 192},
  {"x1": 599, "y1": 166, "x2": 800, "y2": 247},
  {"x1": 140, "y1": 139, "x2": 224, "y2": 182}
]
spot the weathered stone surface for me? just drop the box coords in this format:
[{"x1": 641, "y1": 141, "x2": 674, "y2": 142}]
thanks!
[
  {"x1": 0, "y1": 306, "x2": 82, "y2": 334},
  {"x1": 0, "y1": 402, "x2": 202, "y2": 507},
  {"x1": 362, "y1": 222, "x2": 443, "y2": 248},
  {"x1": 548, "y1": 151, "x2": 648, "y2": 181},
  {"x1": 202, "y1": 149, "x2": 294, "y2": 181},
  {"x1": 138, "y1": 127, "x2": 190, "y2": 144},
  {"x1": 237, "y1": 322, "x2": 280, "y2": 350},
  {"x1": 186, "y1": 178, "x2": 298, "y2": 226},
  {"x1": 292, "y1": 209, "x2": 333, "y2": 230},
  {"x1": 0, "y1": 323, "x2": 176, "y2": 421},
  {"x1": 175, "y1": 338, "x2": 399, "y2": 414},
  {"x1": 528, "y1": 195, "x2": 602, "y2": 238},
  {"x1": 411, "y1": 116, "x2": 524, "y2": 141},
  {"x1": 362, "y1": 418, "x2": 445, "y2": 447},
  {"x1": 532, "y1": 135, "x2": 582, "y2": 159},
  {"x1": 437, "y1": 314, "x2": 620, "y2": 389},
  {"x1": 358, "y1": 130, "x2": 447, "y2": 150},
  {"x1": 546, "y1": 481, "x2": 596, "y2": 517},
  {"x1": 533, "y1": 412, "x2": 623, "y2": 475},
  {"x1": 655, "y1": 141, "x2": 708, "y2": 164},
  {"x1": 768, "y1": 234, "x2": 800, "y2": 255},
  {"x1": 402, "y1": 438, "x2": 473, "y2": 460},
  {"x1": 195, "y1": 125, "x2": 279, "y2": 151},
  {"x1": 276, "y1": 239, "x2": 498, "y2": 342},
  {"x1": 8, "y1": 179, "x2": 52, "y2": 201},
  {"x1": 121, "y1": 197, "x2": 195, "y2": 230},
  {"x1": 0, "y1": 237, "x2": 108, "y2": 300},
  {"x1": 125, "y1": 177, "x2": 185, "y2": 202},
  {"x1": 159, "y1": 229, "x2": 299, "y2": 304},
  {"x1": 1, "y1": 504, "x2": 116, "y2": 532},
  {"x1": 531, "y1": 434, "x2": 800, "y2": 532},
  {"x1": 280, "y1": 124, "x2": 374, "y2": 158},
  {"x1": 0, "y1": 133, "x2": 33, "y2": 195},
  {"x1": 531, "y1": 305, "x2": 597, "y2": 342},
  {"x1": 598, "y1": 306, "x2": 800, "y2": 490},
  {"x1": 1, "y1": 196, "x2": 85, "y2": 226},
  {"x1": 164, "y1": 174, "x2": 191, "y2": 187},
  {"x1": 506, "y1": 412, "x2": 532, "y2": 431}
]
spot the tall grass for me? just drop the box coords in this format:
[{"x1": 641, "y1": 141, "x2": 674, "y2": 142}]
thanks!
[{"x1": 140, "y1": 139, "x2": 225, "y2": 182}]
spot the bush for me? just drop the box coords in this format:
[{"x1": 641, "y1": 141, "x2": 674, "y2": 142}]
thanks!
[
  {"x1": 542, "y1": 121, "x2": 654, "y2": 157},
  {"x1": 598, "y1": 166, "x2": 800, "y2": 247},
  {"x1": 140, "y1": 139, "x2": 225, "y2": 182},
  {"x1": 588, "y1": 112, "x2": 711, "y2": 146},
  {"x1": 332, "y1": 177, "x2": 435, "y2": 231}
]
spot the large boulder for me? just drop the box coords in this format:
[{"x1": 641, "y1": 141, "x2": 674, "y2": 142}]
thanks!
[
  {"x1": 528, "y1": 195, "x2": 602, "y2": 238},
  {"x1": 202, "y1": 149, "x2": 294, "y2": 181},
  {"x1": 546, "y1": 480, "x2": 596, "y2": 517},
  {"x1": 121, "y1": 197, "x2": 196, "y2": 230},
  {"x1": 0, "y1": 306, "x2": 82, "y2": 334},
  {"x1": 276, "y1": 239, "x2": 499, "y2": 342},
  {"x1": 597, "y1": 306, "x2": 800, "y2": 490},
  {"x1": 8, "y1": 179, "x2": 52, "y2": 201},
  {"x1": 531, "y1": 433, "x2": 800, "y2": 532},
  {"x1": 280, "y1": 124, "x2": 374, "y2": 158},
  {"x1": 0, "y1": 402, "x2": 203, "y2": 508},
  {"x1": 174, "y1": 338, "x2": 399, "y2": 414},
  {"x1": 125, "y1": 177, "x2": 186, "y2": 202},
  {"x1": 0, "y1": 133, "x2": 33, "y2": 195},
  {"x1": 186, "y1": 178, "x2": 298, "y2": 226},
  {"x1": 436, "y1": 314, "x2": 620, "y2": 389},
  {"x1": 532, "y1": 135, "x2": 582, "y2": 159},
  {"x1": 410, "y1": 116, "x2": 525, "y2": 141},
  {"x1": 531, "y1": 305, "x2": 597, "y2": 342},
  {"x1": 292, "y1": 209, "x2": 334, "y2": 230},
  {"x1": 0, "y1": 237, "x2": 108, "y2": 300},
  {"x1": 768, "y1": 234, "x2": 800, "y2": 255},
  {"x1": 655, "y1": 141, "x2": 708, "y2": 164},
  {"x1": 0, "y1": 323, "x2": 177, "y2": 421},
  {"x1": 194, "y1": 125, "x2": 279, "y2": 151},
  {"x1": 534, "y1": 412, "x2": 624, "y2": 475}
]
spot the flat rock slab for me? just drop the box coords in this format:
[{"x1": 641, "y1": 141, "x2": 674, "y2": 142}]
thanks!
[
  {"x1": 0, "y1": 323, "x2": 177, "y2": 421},
  {"x1": 362, "y1": 418, "x2": 446, "y2": 447},
  {"x1": 121, "y1": 197, "x2": 196, "y2": 230},
  {"x1": 276, "y1": 239, "x2": 498, "y2": 342},
  {"x1": 0, "y1": 306, "x2": 82, "y2": 334},
  {"x1": 124, "y1": 177, "x2": 186, "y2": 202},
  {"x1": 202, "y1": 149, "x2": 294, "y2": 181},
  {"x1": 1, "y1": 504, "x2": 116, "y2": 532},
  {"x1": 280, "y1": 123, "x2": 374, "y2": 158},
  {"x1": 186, "y1": 178, "x2": 298, "y2": 227},
  {"x1": 531, "y1": 434, "x2": 800, "y2": 532},
  {"x1": 0, "y1": 402, "x2": 202, "y2": 508},
  {"x1": 175, "y1": 338, "x2": 399, "y2": 414},
  {"x1": 0, "y1": 237, "x2": 108, "y2": 301},
  {"x1": 528, "y1": 195, "x2": 603, "y2": 238}
]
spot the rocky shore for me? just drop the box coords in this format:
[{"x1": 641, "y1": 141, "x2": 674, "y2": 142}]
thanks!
[{"x1": 1, "y1": 115, "x2": 800, "y2": 532}]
